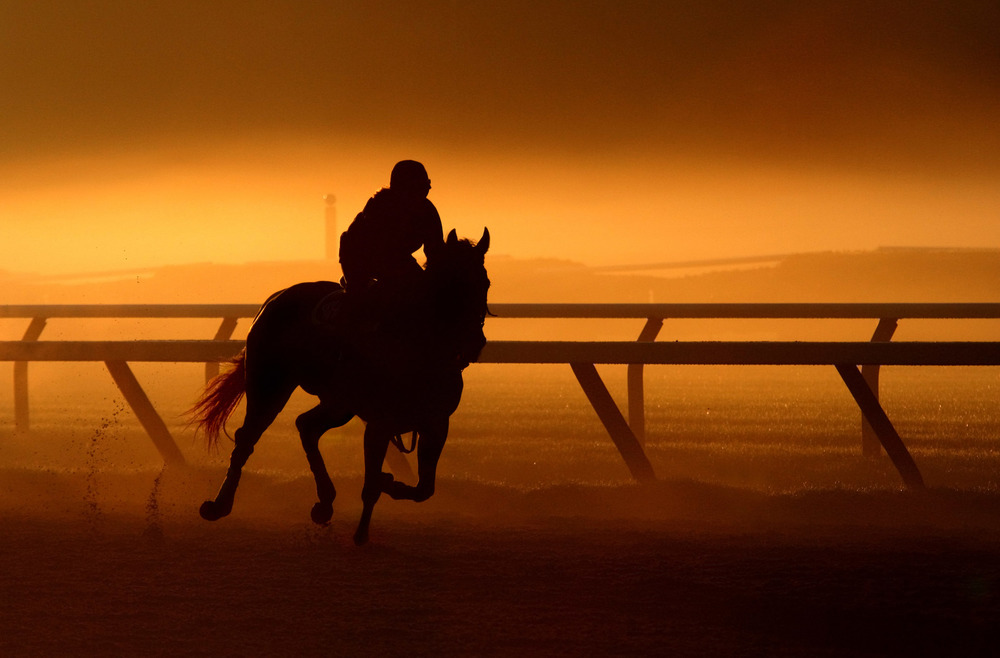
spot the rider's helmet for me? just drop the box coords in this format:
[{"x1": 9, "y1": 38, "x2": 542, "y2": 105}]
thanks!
[{"x1": 389, "y1": 160, "x2": 431, "y2": 198}]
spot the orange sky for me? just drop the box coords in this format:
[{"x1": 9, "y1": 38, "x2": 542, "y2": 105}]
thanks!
[{"x1": 2, "y1": 1, "x2": 998, "y2": 275}]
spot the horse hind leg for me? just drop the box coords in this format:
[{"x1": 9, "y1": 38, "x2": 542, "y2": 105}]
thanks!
[
  {"x1": 296, "y1": 403, "x2": 354, "y2": 525},
  {"x1": 199, "y1": 423, "x2": 260, "y2": 521},
  {"x1": 200, "y1": 376, "x2": 295, "y2": 521}
]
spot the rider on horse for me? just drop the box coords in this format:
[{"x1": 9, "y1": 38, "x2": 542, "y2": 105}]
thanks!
[{"x1": 339, "y1": 160, "x2": 444, "y2": 321}]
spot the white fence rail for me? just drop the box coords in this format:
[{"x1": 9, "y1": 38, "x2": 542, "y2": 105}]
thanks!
[{"x1": 2, "y1": 303, "x2": 999, "y2": 487}]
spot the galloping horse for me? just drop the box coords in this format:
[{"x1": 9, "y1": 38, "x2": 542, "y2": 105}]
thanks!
[{"x1": 191, "y1": 228, "x2": 490, "y2": 544}]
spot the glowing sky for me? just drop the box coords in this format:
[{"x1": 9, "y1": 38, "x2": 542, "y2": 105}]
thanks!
[{"x1": 2, "y1": 1, "x2": 998, "y2": 275}]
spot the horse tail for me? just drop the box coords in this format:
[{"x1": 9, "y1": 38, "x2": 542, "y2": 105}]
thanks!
[{"x1": 189, "y1": 349, "x2": 247, "y2": 448}]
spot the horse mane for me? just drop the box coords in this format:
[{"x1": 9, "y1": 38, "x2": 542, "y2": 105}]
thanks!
[{"x1": 424, "y1": 234, "x2": 482, "y2": 270}]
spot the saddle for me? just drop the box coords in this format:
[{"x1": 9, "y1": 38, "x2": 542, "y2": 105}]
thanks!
[{"x1": 310, "y1": 281, "x2": 350, "y2": 326}]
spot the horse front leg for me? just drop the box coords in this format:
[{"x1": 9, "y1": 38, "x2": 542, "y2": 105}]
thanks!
[
  {"x1": 383, "y1": 418, "x2": 448, "y2": 503},
  {"x1": 354, "y1": 423, "x2": 392, "y2": 545}
]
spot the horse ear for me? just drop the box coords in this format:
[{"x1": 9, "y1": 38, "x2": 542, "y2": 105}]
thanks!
[
  {"x1": 446, "y1": 229, "x2": 458, "y2": 245},
  {"x1": 476, "y1": 227, "x2": 490, "y2": 255}
]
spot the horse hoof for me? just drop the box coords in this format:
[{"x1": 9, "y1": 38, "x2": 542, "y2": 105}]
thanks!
[
  {"x1": 199, "y1": 500, "x2": 229, "y2": 521},
  {"x1": 199, "y1": 501, "x2": 220, "y2": 521},
  {"x1": 353, "y1": 529, "x2": 369, "y2": 546},
  {"x1": 310, "y1": 501, "x2": 334, "y2": 525}
]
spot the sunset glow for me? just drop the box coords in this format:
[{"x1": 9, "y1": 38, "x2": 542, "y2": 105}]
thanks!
[
  {"x1": 4, "y1": 147, "x2": 999, "y2": 276},
  {"x1": 2, "y1": 2, "x2": 998, "y2": 276},
  {"x1": 2, "y1": 3, "x2": 999, "y2": 655}
]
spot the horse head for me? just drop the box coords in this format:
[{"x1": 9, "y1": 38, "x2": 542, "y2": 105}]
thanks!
[{"x1": 425, "y1": 227, "x2": 491, "y2": 367}]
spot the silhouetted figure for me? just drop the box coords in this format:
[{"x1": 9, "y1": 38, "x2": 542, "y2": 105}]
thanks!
[
  {"x1": 339, "y1": 161, "x2": 444, "y2": 318},
  {"x1": 191, "y1": 227, "x2": 490, "y2": 545}
]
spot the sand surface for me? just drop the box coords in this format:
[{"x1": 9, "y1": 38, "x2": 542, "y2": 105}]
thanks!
[
  {"x1": 2, "y1": 365, "x2": 999, "y2": 654},
  {"x1": 2, "y1": 467, "x2": 999, "y2": 657}
]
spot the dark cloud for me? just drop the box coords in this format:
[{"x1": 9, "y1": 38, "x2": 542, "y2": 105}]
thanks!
[{"x1": 2, "y1": 0, "x2": 998, "y2": 169}]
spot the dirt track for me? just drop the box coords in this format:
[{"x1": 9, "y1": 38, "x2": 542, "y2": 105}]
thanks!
[{"x1": 2, "y1": 468, "x2": 999, "y2": 657}]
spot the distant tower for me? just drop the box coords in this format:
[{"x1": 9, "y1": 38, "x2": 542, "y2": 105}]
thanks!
[{"x1": 324, "y1": 194, "x2": 337, "y2": 261}]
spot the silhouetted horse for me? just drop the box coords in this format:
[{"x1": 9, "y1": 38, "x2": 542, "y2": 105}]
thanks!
[{"x1": 191, "y1": 228, "x2": 490, "y2": 544}]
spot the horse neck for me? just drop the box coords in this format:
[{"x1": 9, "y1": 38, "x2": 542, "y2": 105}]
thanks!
[{"x1": 425, "y1": 267, "x2": 487, "y2": 364}]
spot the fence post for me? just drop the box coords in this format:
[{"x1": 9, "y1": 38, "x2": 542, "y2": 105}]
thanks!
[
  {"x1": 837, "y1": 363, "x2": 923, "y2": 489},
  {"x1": 14, "y1": 317, "x2": 47, "y2": 432},
  {"x1": 105, "y1": 360, "x2": 186, "y2": 466},
  {"x1": 205, "y1": 317, "x2": 239, "y2": 383},
  {"x1": 571, "y1": 362, "x2": 656, "y2": 482},
  {"x1": 861, "y1": 318, "x2": 898, "y2": 456},
  {"x1": 627, "y1": 317, "x2": 663, "y2": 443},
  {"x1": 324, "y1": 194, "x2": 337, "y2": 261}
]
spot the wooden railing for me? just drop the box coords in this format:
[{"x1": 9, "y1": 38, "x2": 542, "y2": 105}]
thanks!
[
  {"x1": 0, "y1": 304, "x2": 254, "y2": 435},
  {"x1": 2, "y1": 303, "x2": 999, "y2": 488}
]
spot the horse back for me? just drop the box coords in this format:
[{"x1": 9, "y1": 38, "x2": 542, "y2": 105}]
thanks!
[
  {"x1": 252, "y1": 281, "x2": 343, "y2": 327},
  {"x1": 246, "y1": 281, "x2": 345, "y2": 366}
]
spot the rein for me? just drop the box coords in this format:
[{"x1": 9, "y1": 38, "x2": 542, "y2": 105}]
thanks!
[{"x1": 391, "y1": 431, "x2": 418, "y2": 454}]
